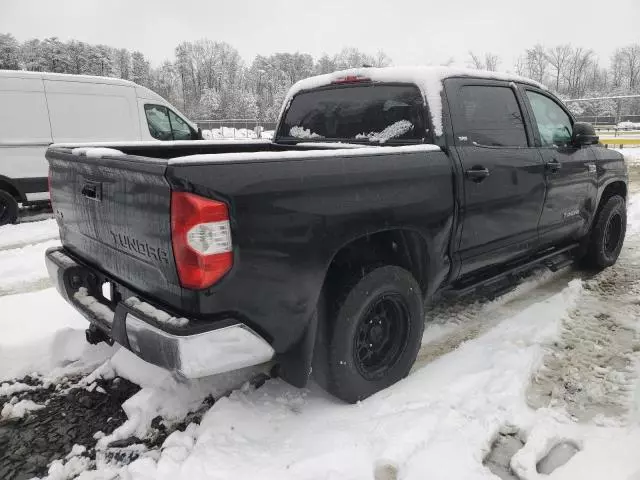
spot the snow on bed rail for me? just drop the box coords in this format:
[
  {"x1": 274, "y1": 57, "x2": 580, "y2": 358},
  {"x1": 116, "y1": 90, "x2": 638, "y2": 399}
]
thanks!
[
  {"x1": 71, "y1": 147, "x2": 125, "y2": 158},
  {"x1": 53, "y1": 139, "x2": 272, "y2": 149},
  {"x1": 279, "y1": 66, "x2": 546, "y2": 137},
  {"x1": 168, "y1": 144, "x2": 442, "y2": 165}
]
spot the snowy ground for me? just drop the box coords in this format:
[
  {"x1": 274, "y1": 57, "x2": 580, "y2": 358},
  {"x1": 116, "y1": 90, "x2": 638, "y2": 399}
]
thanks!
[{"x1": 1, "y1": 152, "x2": 640, "y2": 479}]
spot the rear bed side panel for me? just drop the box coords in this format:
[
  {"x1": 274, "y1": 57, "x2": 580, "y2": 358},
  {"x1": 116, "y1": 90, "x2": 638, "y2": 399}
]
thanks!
[
  {"x1": 47, "y1": 149, "x2": 183, "y2": 307},
  {"x1": 167, "y1": 150, "x2": 455, "y2": 352}
]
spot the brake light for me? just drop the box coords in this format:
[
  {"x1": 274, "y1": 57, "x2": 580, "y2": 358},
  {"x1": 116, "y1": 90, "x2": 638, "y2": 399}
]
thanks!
[
  {"x1": 171, "y1": 192, "x2": 233, "y2": 289},
  {"x1": 331, "y1": 75, "x2": 371, "y2": 84}
]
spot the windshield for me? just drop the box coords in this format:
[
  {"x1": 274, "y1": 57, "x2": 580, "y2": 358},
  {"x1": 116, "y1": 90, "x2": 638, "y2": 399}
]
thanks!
[{"x1": 278, "y1": 84, "x2": 426, "y2": 144}]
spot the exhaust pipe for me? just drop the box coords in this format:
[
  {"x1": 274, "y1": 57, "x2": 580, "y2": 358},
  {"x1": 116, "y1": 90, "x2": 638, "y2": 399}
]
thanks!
[{"x1": 85, "y1": 325, "x2": 109, "y2": 345}]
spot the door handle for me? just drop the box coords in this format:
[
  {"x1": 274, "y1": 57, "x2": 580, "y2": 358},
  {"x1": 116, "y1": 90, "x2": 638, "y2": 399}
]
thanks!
[
  {"x1": 545, "y1": 158, "x2": 562, "y2": 173},
  {"x1": 81, "y1": 181, "x2": 101, "y2": 201},
  {"x1": 465, "y1": 166, "x2": 490, "y2": 182}
]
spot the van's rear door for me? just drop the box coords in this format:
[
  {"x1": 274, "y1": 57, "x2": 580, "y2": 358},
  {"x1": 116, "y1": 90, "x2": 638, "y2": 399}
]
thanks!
[{"x1": 47, "y1": 147, "x2": 182, "y2": 305}]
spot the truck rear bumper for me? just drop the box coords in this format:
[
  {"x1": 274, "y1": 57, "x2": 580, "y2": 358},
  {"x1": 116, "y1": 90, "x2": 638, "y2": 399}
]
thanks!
[{"x1": 45, "y1": 247, "x2": 274, "y2": 378}]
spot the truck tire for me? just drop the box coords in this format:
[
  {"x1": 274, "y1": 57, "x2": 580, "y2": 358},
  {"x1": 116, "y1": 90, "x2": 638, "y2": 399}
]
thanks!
[
  {"x1": 323, "y1": 265, "x2": 424, "y2": 403},
  {"x1": 583, "y1": 194, "x2": 626, "y2": 270},
  {"x1": 0, "y1": 189, "x2": 18, "y2": 226}
]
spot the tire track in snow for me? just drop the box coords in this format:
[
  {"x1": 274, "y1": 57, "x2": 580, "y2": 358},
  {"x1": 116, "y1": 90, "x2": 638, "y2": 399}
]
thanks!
[
  {"x1": 0, "y1": 240, "x2": 59, "y2": 297},
  {"x1": 527, "y1": 245, "x2": 640, "y2": 423},
  {"x1": 0, "y1": 218, "x2": 59, "y2": 252},
  {"x1": 414, "y1": 267, "x2": 581, "y2": 370}
]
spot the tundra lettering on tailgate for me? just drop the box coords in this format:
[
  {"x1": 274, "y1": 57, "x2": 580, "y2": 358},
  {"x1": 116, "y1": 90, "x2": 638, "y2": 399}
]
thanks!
[{"x1": 110, "y1": 231, "x2": 169, "y2": 264}]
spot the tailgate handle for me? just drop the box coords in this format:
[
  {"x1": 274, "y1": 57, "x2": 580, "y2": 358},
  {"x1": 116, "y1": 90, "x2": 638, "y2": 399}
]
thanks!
[{"x1": 81, "y1": 181, "x2": 101, "y2": 201}]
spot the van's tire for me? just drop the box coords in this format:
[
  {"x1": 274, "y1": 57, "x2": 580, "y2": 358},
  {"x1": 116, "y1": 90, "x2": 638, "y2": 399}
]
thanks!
[
  {"x1": 582, "y1": 195, "x2": 626, "y2": 270},
  {"x1": 322, "y1": 265, "x2": 424, "y2": 403},
  {"x1": 0, "y1": 189, "x2": 18, "y2": 226}
]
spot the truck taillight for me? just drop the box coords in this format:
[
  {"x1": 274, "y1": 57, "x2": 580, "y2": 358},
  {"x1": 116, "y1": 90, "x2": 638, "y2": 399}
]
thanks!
[{"x1": 171, "y1": 192, "x2": 233, "y2": 290}]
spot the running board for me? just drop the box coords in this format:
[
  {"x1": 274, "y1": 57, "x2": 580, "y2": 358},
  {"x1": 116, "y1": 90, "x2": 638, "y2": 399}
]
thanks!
[{"x1": 444, "y1": 243, "x2": 579, "y2": 298}]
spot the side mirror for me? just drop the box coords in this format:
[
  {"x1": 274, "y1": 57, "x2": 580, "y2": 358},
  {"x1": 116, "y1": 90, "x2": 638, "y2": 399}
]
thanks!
[
  {"x1": 572, "y1": 122, "x2": 599, "y2": 147},
  {"x1": 196, "y1": 127, "x2": 204, "y2": 140}
]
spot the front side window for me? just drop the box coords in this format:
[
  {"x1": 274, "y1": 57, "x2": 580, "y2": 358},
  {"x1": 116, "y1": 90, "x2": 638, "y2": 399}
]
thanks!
[
  {"x1": 145, "y1": 104, "x2": 173, "y2": 140},
  {"x1": 168, "y1": 109, "x2": 193, "y2": 140},
  {"x1": 455, "y1": 85, "x2": 528, "y2": 147},
  {"x1": 526, "y1": 91, "x2": 573, "y2": 147},
  {"x1": 279, "y1": 84, "x2": 426, "y2": 144}
]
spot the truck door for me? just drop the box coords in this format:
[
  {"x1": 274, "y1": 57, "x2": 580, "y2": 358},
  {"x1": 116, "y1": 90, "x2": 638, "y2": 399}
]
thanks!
[
  {"x1": 521, "y1": 88, "x2": 598, "y2": 246},
  {"x1": 445, "y1": 79, "x2": 546, "y2": 277}
]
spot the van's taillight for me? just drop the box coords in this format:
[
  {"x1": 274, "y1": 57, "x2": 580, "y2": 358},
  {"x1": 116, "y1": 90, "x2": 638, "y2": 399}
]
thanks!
[{"x1": 171, "y1": 192, "x2": 233, "y2": 290}]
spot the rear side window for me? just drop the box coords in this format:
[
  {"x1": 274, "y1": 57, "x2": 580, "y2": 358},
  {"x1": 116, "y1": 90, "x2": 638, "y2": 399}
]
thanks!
[
  {"x1": 279, "y1": 84, "x2": 426, "y2": 144},
  {"x1": 145, "y1": 104, "x2": 193, "y2": 141},
  {"x1": 454, "y1": 86, "x2": 528, "y2": 147},
  {"x1": 525, "y1": 91, "x2": 573, "y2": 147}
]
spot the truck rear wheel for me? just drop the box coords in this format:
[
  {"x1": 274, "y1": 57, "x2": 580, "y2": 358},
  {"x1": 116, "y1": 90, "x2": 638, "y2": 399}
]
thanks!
[
  {"x1": 0, "y1": 189, "x2": 18, "y2": 226},
  {"x1": 583, "y1": 195, "x2": 626, "y2": 270},
  {"x1": 322, "y1": 265, "x2": 424, "y2": 403}
]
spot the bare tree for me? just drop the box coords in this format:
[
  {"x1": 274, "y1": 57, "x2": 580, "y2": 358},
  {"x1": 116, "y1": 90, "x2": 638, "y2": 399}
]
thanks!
[
  {"x1": 546, "y1": 44, "x2": 572, "y2": 92},
  {"x1": 619, "y1": 44, "x2": 640, "y2": 90},
  {"x1": 563, "y1": 47, "x2": 594, "y2": 97},
  {"x1": 468, "y1": 51, "x2": 484, "y2": 70},
  {"x1": 524, "y1": 45, "x2": 548, "y2": 84},
  {"x1": 468, "y1": 51, "x2": 500, "y2": 71}
]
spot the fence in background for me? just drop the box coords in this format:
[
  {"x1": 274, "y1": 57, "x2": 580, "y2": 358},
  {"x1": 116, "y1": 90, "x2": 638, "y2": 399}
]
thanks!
[{"x1": 574, "y1": 114, "x2": 640, "y2": 130}]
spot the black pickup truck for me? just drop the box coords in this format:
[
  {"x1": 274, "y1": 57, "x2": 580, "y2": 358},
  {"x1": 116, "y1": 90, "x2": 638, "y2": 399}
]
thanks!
[{"x1": 45, "y1": 67, "x2": 627, "y2": 403}]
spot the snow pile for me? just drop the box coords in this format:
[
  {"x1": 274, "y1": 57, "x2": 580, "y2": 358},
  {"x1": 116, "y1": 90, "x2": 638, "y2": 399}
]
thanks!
[
  {"x1": 1, "y1": 399, "x2": 45, "y2": 419},
  {"x1": 124, "y1": 297, "x2": 189, "y2": 327},
  {"x1": 617, "y1": 121, "x2": 640, "y2": 131},
  {"x1": 289, "y1": 126, "x2": 323, "y2": 139},
  {"x1": 47, "y1": 455, "x2": 91, "y2": 480},
  {"x1": 71, "y1": 147, "x2": 125, "y2": 158},
  {"x1": 0, "y1": 288, "x2": 115, "y2": 382},
  {"x1": 356, "y1": 120, "x2": 414, "y2": 143},
  {"x1": 0, "y1": 381, "x2": 36, "y2": 396},
  {"x1": 65, "y1": 444, "x2": 87, "y2": 459},
  {"x1": 280, "y1": 66, "x2": 546, "y2": 137},
  {"x1": 200, "y1": 127, "x2": 261, "y2": 140},
  {"x1": 88, "y1": 348, "x2": 266, "y2": 449}
]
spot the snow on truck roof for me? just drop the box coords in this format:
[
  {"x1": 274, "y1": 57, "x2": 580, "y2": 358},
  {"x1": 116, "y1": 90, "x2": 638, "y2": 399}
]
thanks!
[{"x1": 280, "y1": 66, "x2": 546, "y2": 137}]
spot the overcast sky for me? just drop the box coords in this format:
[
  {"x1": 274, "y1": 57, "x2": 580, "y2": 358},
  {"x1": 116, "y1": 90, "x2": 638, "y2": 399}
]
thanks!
[{"x1": 2, "y1": 0, "x2": 639, "y2": 70}]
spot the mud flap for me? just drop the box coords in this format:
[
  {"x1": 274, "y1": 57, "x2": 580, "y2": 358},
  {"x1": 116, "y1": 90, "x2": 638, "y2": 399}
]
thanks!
[{"x1": 276, "y1": 310, "x2": 318, "y2": 388}]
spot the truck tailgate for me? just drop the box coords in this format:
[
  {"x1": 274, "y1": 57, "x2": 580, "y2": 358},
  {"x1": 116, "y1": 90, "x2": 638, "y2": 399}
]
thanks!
[{"x1": 47, "y1": 148, "x2": 182, "y2": 304}]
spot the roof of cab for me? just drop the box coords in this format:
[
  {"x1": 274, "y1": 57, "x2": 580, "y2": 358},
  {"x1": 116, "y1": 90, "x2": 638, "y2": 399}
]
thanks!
[
  {"x1": 0, "y1": 69, "x2": 138, "y2": 88},
  {"x1": 281, "y1": 66, "x2": 547, "y2": 137}
]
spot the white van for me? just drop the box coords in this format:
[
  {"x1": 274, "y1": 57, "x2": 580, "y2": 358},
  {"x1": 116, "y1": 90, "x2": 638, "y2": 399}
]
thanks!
[{"x1": 0, "y1": 70, "x2": 201, "y2": 225}]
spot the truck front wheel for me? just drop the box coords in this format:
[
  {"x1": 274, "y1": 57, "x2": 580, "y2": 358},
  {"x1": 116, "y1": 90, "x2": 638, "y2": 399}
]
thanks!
[
  {"x1": 0, "y1": 189, "x2": 18, "y2": 226},
  {"x1": 322, "y1": 265, "x2": 424, "y2": 403},
  {"x1": 583, "y1": 194, "x2": 626, "y2": 270}
]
